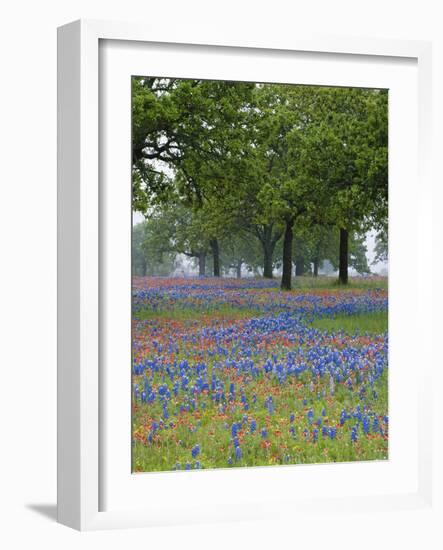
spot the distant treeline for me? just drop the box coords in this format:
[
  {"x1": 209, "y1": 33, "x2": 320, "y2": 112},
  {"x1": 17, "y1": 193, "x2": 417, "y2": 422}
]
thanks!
[{"x1": 132, "y1": 219, "x2": 379, "y2": 279}]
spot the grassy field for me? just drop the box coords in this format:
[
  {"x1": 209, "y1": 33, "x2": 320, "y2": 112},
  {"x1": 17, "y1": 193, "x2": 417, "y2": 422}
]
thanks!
[
  {"x1": 310, "y1": 311, "x2": 388, "y2": 334},
  {"x1": 132, "y1": 276, "x2": 389, "y2": 472}
]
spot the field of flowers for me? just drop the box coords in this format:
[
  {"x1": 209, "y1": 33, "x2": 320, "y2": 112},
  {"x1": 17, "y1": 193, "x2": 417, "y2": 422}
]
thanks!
[{"x1": 132, "y1": 277, "x2": 388, "y2": 472}]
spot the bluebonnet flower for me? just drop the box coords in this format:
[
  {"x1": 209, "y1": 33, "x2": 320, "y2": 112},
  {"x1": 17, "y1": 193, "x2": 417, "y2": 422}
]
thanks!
[
  {"x1": 227, "y1": 456, "x2": 233, "y2": 465},
  {"x1": 265, "y1": 395, "x2": 274, "y2": 414},
  {"x1": 191, "y1": 444, "x2": 201, "y2": 458},
  {"x1": 307, "y1": 409, "x2": 314, "y2": 424},
  {"x1": 353, "y1": 406, "x2": 362, "y2": 421},
  {"x1": 313, "y1": 429, "x2": 319, "y2": 442},
  {"x1": 231, "y1": 423, "x2": 238, "y2": 437},
  {"x1": 250, "y1": 419, "x2": 257, "y2": 434},
  {"x1": 261, "y1": 428, "x2": 267, "y2": 438},
  {"x1": 185, "y1": 462, "x2": 191, "y2": 470},
  {"x1": 290, "y1": 413, "x2": 295, "y2": 423},
  {"x1": 351, "y1": 426, "x2": 358, "y2": 443},
  {"x1": 235, "y1": 446, "x2": 242, "y2": 460},
  {"x1": 147, "y1": 391, "x2": 155, "y2": 403},
  {"x1": 372, "y1": 417, "x2": 380, "y2": 433},
  {"x1": 362, "y1": 416, "x2": 370, "y2": 434}
]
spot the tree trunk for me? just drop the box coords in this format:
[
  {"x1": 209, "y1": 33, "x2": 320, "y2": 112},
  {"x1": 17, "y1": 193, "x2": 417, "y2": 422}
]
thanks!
[
  {"x1": 295, "y1": 255, "x2": 305, "y2": 276},
  {"x1": 141, "y1": 256, "x2": 147, "y2": 277},
  {"x1": 281, "y1": 218, "x2": 294, "y2": 291},
  {"x1": 260, "y1": 224, "x2": 281, "y2": 279},
  {"x1": 209, "y1": 239, "x2": 221, "y2": 277},
  {"x1": 339, "y1": 228, "x2": 349, "y2": 284},
  {"x1": 198, "y1": 252, "x2": 206, "y2": 276},
  {"x1": 236, "y1": 260, "x2": 242, "y2": 279},
  {"x1": 313, "y1": 257, "x2": 319, "y2": 277},
  {"x1": 263, "y1": 245, "x2": 273, "y2": 278}
]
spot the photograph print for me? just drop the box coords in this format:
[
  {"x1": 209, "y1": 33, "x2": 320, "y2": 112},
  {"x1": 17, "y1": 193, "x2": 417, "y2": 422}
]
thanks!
[{"x1": 131, "y1": 77, "x2": 388, "y2": 473}]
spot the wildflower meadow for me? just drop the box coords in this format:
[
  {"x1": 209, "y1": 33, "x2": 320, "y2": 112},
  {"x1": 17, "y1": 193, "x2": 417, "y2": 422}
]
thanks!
[{"x1": 132, "y1": 277, "x2": 388, "y2": 472}]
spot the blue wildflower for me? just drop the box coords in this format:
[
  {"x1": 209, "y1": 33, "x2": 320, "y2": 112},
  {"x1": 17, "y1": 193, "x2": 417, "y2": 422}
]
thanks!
[
  {"x1": 191, "y1": 444, "x2": 200, "y2": 458},
  {"x1": 362, "y1": 416, "x2": 370, "y2": 435},
  {"x1": 307, "y1": 409, "x2": 314, "y2": 424},
  {"x1": 351, "y1": 426, "x2": 358, "y2": 443}
]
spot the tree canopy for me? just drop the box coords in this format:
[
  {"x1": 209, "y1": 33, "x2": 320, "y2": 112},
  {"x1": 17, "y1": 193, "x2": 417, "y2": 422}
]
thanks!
[{"x1": 132, "y1": 77, "x2": 388, "y2": 287}]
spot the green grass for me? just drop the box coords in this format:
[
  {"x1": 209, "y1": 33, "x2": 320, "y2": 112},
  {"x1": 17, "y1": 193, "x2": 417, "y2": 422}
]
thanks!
[
  {"x1": 259, "y1": 276, "x2": 388, "y2": 292},
  {"x1": 310, "y1": 310, "x2": 388, "y2": 334},
  {"x1": 291, "y1": 276, "x2": 388, "y2": 291}
]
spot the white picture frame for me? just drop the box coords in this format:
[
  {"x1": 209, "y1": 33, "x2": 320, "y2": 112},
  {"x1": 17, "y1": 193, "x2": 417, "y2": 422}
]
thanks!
[{"x1": 57, "y1": 19, "x2": 433, "y2": 531}]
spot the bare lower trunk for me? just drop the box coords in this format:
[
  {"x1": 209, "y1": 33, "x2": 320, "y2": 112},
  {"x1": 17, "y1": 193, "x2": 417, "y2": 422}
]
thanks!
[
  {"x1": 339, "y1": 228, "x2": 349, "y2": 284},
  {"x1": 313, "y1": 257, "x2": 319, "y2": 277},
  {"x1": 295, "y1": 255, "x2": 305, "y2": 276},
  {"x1": 198, "y1": 252, "x2": 206, "y2": 276},
  {"x1": 209, "y1": 239, "x2": 221, "y2": 277},
  {"x1": 281, "y1": 218, "x2": 294, "y2": 291},
  {"x1": 259, "y1": 224, "x2": 282, "y2": 278},
  {"x1": 236, "y1": 260, "x2": 242, "y2": 279},
  {"x1": 263, "y1": 245, "x2": 273, "y2": 278}
]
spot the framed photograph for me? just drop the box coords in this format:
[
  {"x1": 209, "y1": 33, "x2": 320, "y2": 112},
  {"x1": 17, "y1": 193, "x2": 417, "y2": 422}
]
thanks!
[{"x1": 57, "y1": 19, "x2": 433, "y2": 530}]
